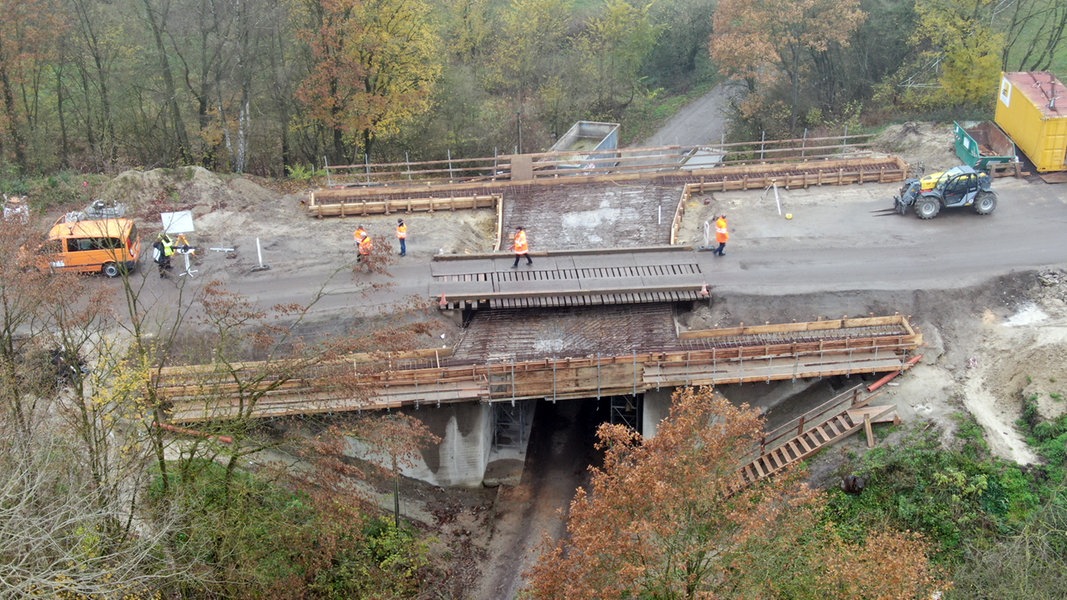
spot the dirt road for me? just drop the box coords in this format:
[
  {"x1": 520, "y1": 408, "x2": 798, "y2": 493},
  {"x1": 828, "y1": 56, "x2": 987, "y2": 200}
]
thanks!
[
  {"x1": 468, "y1": 401, "x2": 599, "y2": 600},
  {"x1": 640, "y1": 83, "x2": 736, "y2": 147}
]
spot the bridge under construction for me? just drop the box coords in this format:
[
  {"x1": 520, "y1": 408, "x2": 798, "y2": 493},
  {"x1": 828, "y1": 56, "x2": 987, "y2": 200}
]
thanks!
[
  {"x1": 159, "y1": 148, "x2": 927, "y2": 486},
  {"x1": 161, "y1": 313, "x2": 920, "y2": 421},
  {"x1": 158, "y1": 303, "x2": 921, "y2": 485}
]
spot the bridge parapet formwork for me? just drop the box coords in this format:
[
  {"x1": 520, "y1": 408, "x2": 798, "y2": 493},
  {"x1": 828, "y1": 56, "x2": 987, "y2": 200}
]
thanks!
[{"x1": 158, "y1": 315, "x2": 922, "y2": 423}]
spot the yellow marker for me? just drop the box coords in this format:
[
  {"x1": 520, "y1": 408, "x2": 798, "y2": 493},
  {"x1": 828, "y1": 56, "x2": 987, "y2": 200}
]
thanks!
[{"x1": 785, "y1": 213, "x2": 793, "y2": 220}]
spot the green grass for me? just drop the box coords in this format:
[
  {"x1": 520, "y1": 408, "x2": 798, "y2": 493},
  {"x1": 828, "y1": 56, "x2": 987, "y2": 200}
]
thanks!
[
  {"x1": 824, "y1": 417, "x2": 1045, "y2": 562},
  {"x1": 0, "y1": 166, "x2": 111, "y2": 214},
  {"x1": 149, "y1": 459, "x2": 434, "y2": 596}
]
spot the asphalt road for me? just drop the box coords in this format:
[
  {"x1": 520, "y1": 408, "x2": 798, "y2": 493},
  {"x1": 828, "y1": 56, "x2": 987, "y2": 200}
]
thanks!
[
  {"x1": 699, "y1": 177, "x2": 1067, "y2": 297},
  {"x1": 640, "y1": 83, "x2": 736, "y2": 147},
  {"x1": 194, "y1": 177, "x2": 1065, "y2": 321}
]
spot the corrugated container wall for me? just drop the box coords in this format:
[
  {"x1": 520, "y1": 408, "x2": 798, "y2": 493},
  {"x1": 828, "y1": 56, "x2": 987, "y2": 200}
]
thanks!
[{"x1": 994, "y1": 72, "x2": 1067, "y2": 173}]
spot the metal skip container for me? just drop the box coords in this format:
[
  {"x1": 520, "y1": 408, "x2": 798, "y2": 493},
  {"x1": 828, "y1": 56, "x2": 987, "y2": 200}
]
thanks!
[{"x1": 954, "y1": 121, "x2": 1016, "y2": 171}]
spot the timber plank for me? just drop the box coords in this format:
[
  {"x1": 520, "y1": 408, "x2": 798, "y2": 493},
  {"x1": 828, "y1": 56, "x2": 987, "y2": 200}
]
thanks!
[
  {"x1": 766, "y1": 451, "x2": 782, "y2": 470},
  {"x1": 751, "y1": 460, "x2": 766, "y2": 477}
]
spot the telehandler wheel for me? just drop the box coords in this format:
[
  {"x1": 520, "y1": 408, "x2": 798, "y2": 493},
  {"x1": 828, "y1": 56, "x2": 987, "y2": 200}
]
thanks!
[
  {"x1": 974, "y1": 191, "x2": 997, "y2": 215},
  {"x1": 915, "y1": 198, "x2": 940, "y2": 219}
]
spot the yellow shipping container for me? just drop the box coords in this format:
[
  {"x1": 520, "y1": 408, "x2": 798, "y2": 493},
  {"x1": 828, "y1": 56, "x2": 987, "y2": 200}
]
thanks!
[{"x1": 994, "y1": 72, "x2": 1067, "y2": 173}]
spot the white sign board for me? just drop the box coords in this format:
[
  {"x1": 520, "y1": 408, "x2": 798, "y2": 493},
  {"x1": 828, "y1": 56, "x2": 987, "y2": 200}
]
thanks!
[{"x1": 161, "y1": 210, "x2": 195, "y2": 234}]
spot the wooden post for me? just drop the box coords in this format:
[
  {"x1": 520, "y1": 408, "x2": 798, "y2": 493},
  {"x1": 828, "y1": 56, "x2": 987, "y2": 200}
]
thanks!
[{"x1": 864, "y1": 413, "x2": 875, "y2": 448}]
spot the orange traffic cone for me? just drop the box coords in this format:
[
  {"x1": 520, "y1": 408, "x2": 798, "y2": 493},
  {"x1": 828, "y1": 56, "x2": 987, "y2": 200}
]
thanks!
[
  {"x1": 698, "y1": 283, "x2": 710, "y2": 298},
  {"x1": 439, "y1": 293, "x2": 448, "y2": 309}
]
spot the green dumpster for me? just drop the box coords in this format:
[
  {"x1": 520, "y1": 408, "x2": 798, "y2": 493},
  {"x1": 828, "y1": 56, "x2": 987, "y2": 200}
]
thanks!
[{"x1": 954, "y1": 121, "x2": 1016, "y2": 172}]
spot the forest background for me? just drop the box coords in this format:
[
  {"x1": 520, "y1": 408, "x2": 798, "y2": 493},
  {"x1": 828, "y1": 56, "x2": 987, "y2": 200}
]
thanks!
[
  {"x1": 3, "y1": 0, "x2": 1067, "y2": 598},
  {"x1": 1, "y1": 0, "x2": 1065, "y2": 183}
]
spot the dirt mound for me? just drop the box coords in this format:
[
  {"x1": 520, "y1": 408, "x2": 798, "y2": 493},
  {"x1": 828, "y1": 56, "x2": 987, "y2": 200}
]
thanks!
[
  {"x1": 101, "y1": 166, "x2": 283, "y2": 223},
  {"x1": 984, "y1": 271, "x2": 1067, "y2": 422},
  {"x1": 872, "y1": 121, "x2": 958, "y2": 175}
]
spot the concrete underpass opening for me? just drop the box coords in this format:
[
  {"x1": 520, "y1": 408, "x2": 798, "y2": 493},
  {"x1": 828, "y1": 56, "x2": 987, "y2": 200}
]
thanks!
[{"x1": 489, "y1": 393, "x2": 645, "y2": 487}]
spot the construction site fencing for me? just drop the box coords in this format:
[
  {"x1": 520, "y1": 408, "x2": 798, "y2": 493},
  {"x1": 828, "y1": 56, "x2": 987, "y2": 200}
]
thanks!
[
  {"x1": 320, "y1": 132, "x2": 876, "y2": 186},
  {"x1": 306, "y1": 133, "x2": 909, "y2": 218}
]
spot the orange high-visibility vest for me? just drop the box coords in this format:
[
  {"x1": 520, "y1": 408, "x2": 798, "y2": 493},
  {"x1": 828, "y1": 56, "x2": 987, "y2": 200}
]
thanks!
[
  {"x1": 354, "y1": 227, "x2": 367, "y2": 242},
  {"x1": 715, "y1": 217, "x2": 729, "y2": 243},
  {"x1": 513, "y1": 230, "x2": 528, "y2": 254},
  {"x1": 359, "y1": 235, "x2": 373, "y2": 255},
  {"x1": 396, "y1": 223, "x2": 407, "y2": 239}
]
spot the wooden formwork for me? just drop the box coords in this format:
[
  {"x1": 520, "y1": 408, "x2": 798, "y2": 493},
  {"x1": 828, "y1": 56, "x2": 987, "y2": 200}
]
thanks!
[
  {"x1": 307, "y1": 193, "x2": 499, "y2": 218},
  {"x1": 675, "y1": 156, "x2": 908, "y2": 192},
  {"x1": 678, "y1": 315, "x2": 921, "y2": 342},
  {"x1": 317, "y1": 133, "x2": 879, "y2": 189},
  {"x1": 665, "y1": 158, "x2": 908, "y2": 244},
  {"x1": 307, "y1": 156, "x2": 910, "y2": 220},
  {"x1": 159, "y1": 315, "x2": 922, "y2": 423}
]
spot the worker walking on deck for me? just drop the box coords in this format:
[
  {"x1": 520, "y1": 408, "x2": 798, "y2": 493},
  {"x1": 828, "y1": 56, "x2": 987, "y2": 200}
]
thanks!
[
  {"x1": 713, "y1": 214, "x2": 729, "y2": 256},
  {"x1": 396, "y1": 219, "x2": 407, "y2": 256},
  {"x1": 511, "y1": 226, "x2": 532, "y2": 268}
]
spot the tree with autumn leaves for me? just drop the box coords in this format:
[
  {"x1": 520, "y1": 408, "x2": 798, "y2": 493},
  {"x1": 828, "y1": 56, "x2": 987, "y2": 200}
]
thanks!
[
  {"x1": 0, "y1": 0, "x2": 67, "y2": 169},
  {"x1": 711, "y1": 0, "x2": 866, "y2": 135},
  {"x1": 295, "y1": 0, "x2": 442, "y2": 165},
  {"x1": 526, "y1": 386, "x2": 948, "y2": 599}
]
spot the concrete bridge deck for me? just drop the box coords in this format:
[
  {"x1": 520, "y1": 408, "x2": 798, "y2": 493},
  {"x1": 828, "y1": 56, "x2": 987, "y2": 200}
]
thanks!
[{"x1": 159, "y1": 315, "x2": 921, "y2": 423}]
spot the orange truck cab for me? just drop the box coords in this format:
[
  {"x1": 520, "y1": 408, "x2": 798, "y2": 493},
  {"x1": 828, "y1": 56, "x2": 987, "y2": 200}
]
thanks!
[{"x1": 38, "y1": 216, "x2": 141, "y2": 277}]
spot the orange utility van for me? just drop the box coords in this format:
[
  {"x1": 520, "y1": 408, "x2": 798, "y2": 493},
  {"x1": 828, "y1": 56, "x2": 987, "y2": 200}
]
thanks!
[{"x1": 38, "y1": 216, "x2": 141, "y2": 277}]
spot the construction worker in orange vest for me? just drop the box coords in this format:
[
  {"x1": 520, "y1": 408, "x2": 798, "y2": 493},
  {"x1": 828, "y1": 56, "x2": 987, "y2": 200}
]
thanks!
[
  {"x1": 396, "y1": 218, "x2": 407, "y2": 256},
  {"x1": 713, "y1": 214, "x2": 729, "y2": 256},
  {"x1": 353, "y1": 225, "x2": 372, "y2": 263},
  {"x1": 511, "y1": 226, "x2": 532, "y2": 268},
  {"x1": 358, "y1": 231, "x2": 373, "y2": 262}
]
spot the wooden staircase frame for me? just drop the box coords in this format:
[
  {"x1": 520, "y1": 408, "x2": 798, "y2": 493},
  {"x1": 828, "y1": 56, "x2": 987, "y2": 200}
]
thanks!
[{"x1": 733, "y1": 384, "x2": 898, "y2": 490}]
